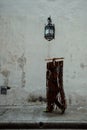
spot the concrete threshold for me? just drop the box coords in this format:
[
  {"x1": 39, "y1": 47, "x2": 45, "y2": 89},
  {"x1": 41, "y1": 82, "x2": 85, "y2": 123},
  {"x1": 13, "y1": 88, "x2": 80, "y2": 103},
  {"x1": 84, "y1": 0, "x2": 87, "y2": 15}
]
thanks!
[{"x1": 0, "y1": 121, "x2": 87, "y2": 129}]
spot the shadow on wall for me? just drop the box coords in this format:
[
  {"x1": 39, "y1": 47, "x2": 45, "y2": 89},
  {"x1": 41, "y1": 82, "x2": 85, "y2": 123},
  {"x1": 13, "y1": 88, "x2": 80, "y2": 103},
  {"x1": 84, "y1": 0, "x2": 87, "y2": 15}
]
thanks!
[
  {"x1": 27, "y1": 94, "x2": 46, "y2": 102},
  {"x1": 26, "y1": 92, "x2": 87, "y2": 106}
]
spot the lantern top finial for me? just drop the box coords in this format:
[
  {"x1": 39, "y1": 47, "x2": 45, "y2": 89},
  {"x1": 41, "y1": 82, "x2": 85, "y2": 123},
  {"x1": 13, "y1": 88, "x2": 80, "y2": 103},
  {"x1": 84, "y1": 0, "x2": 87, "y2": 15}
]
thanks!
[{"x1": 47, "y1": 16, "x2": 52, "y2": 24}]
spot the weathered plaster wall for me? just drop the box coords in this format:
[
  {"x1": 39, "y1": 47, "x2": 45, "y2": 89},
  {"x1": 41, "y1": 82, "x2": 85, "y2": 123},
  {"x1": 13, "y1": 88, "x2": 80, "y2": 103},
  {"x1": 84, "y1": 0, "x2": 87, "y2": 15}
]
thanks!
[{"x1": 0, "y1": 0, "x2": 87, "y2": 105}]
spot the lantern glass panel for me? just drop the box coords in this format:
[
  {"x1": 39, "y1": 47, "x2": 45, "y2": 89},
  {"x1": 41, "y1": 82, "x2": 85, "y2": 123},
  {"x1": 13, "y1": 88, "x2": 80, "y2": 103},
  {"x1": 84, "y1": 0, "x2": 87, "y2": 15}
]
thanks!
[
  {"x1": 49, "y1": 28, "x2": 53, "y2": 35},
  {"x1": 45, "y1": 28, "x2": 49, "y2": 35},
  {"x1": 45, "y1": 26, "x2": 50, "y2": 34},
  {"x1": 45, "y1": 26, "x2": 54, "y2": 35}
]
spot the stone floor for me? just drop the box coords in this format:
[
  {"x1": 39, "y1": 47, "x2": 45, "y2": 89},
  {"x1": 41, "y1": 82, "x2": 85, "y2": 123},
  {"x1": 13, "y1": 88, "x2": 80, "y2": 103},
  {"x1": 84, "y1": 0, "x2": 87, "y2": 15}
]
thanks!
[
  {"x1": 0, "y1": 102, "x2": 87, "y2": 129},
  {"x1": 0, "y1": 103, "x2": 87, "y2": 122}
]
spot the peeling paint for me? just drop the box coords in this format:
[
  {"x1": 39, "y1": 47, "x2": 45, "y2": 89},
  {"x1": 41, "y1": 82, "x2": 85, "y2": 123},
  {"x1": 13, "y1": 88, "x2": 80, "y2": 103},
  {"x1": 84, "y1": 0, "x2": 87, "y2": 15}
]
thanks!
[
  {"x1": 17, "y1": 54, "x2": 26, "y2": 70},
  {"x1": 80, "y1": 63, "x2": 87, "y2": 69},
  {"x1": 1, "y1": 69, "x2": 10, "y2": 86},
  {"x1": 8, "y1": 52, "x2": 18, "y2": 64},
  {"x1": 17, "y1": 54, "x2": 26, "y2": 87},
  {"x1": 1, "y1": 69, "x2": 10, "y2": 77},
  {"x1": 0, "y1": 64, "x2": 1, "y2": 72},
  {"x1": 21, "y1": 71, "x2": 26, "y2": 88},
  {"x1": 80, "y1": 63, "x2": 84, "y2": 69},
  {"x1": 70, "y1": 54, "x2": 72, "y2": 62},
  {"x1": 69, "y1": 95, "x2": 72, "y2": 105}
]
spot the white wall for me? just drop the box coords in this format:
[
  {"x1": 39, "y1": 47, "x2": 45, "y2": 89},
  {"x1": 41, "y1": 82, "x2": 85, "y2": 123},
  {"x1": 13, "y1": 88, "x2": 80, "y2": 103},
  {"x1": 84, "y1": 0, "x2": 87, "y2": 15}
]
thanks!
[{"x1": 0, "y1": 0, "x2": 87, "y2": 105}]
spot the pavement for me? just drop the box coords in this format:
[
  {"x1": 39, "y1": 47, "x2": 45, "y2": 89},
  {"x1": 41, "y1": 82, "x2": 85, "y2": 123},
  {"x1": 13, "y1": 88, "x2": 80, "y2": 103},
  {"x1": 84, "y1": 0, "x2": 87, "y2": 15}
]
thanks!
[{"x1": 0, "y1": 102, "x2": 87, "y2": 129}]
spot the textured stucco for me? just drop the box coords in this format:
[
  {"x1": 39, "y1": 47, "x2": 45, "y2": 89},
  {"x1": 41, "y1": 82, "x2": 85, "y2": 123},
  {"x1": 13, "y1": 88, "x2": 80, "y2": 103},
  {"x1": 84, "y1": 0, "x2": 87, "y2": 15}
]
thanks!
[{"x1": 0, "y1": 0, "x2": 87, "y2": 105}]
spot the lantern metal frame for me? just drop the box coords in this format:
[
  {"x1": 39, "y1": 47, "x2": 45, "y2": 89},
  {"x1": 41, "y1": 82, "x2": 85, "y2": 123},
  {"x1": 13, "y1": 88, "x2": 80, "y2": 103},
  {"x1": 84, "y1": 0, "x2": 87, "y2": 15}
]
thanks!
[{"x1": 44, "y1": 17, "x2": 55, "y2": 41}]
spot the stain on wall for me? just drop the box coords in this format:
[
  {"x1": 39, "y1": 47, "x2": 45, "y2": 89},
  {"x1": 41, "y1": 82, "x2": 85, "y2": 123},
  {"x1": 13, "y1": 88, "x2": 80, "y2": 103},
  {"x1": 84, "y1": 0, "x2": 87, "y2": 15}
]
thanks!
[
  {"x1": 17, "y1": 54, "x2": 26, "y2": 87},
  {"x1": 1, "y1": 69, "x2": 10, "y2": 86},
  {"x1": 80, "y1": 63, "x2": 87, "y2": 69}
]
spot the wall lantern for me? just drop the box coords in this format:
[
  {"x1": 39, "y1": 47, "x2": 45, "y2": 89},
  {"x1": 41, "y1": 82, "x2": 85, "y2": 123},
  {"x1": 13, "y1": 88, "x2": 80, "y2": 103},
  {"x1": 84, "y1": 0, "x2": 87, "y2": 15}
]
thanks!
[{"x1": 44, "y1": 16, "x2": 55, "y2": 41}]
